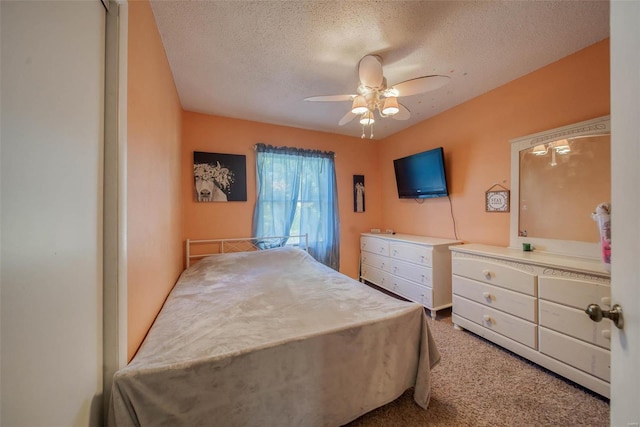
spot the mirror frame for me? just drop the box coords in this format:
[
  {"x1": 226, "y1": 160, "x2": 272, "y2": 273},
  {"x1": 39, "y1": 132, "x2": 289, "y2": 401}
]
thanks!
[{"x1": 509, "y1": 115, "x2": 611, "y2": 259}]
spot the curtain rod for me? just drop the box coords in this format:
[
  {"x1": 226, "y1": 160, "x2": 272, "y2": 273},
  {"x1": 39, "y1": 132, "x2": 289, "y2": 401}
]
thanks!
[{"x1": 252, "y1": 143, "x2": 336, "y2": 158}]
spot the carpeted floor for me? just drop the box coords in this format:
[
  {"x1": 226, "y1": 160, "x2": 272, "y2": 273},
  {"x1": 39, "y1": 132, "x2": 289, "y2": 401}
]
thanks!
[{"x1": 346, "y1": 309, "x2": 610, "y2": 426}]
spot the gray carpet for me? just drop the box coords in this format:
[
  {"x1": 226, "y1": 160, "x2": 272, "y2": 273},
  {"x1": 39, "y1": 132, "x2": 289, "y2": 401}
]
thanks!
[{"x1": 347, "y1": 309, "x2": 610, "y2": 426}]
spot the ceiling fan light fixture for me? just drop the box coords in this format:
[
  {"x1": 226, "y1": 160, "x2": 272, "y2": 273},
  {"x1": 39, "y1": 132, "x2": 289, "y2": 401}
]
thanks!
[
  {"x1": 381, "y1": 96, "x2": 399, "y2": 115},
  {"x1": 306, "y1": 54, "x2": 451, "y2": 137},
  {"x1": 351, "y1": 95, "x2": 368, "y2": 115},
  {"x1": 553, "y1": 139, "x2": 571, "y2": 154},
  {"x1": 359, "y1": 111, "x2": 375, "y2": 126},
  {"x1": 532, "y1": 144, "x2": 548, "y2": 156}
]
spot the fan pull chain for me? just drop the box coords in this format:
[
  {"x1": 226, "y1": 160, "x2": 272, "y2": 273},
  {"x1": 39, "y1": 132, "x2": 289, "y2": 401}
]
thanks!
[{"x1": 360, "y1": 122, "x2": 375, "y2": 139}]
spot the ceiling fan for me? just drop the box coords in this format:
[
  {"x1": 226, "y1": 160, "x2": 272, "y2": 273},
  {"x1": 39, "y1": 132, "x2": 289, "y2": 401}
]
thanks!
[{"x1": 305, "y1": 55, "x2": 450, "y2": 138}]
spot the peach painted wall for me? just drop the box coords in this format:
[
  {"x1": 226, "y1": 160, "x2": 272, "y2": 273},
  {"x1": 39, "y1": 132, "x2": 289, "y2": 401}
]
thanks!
[
  {"x1": 127, "y1": 0, "x2": 183, "y2": 360},
  {"x1": 379, "y1": 40, "x2": 610, "y2": 246},
  {"x1": 181, "y1": 112, "x2": 382, "y2": 279}
]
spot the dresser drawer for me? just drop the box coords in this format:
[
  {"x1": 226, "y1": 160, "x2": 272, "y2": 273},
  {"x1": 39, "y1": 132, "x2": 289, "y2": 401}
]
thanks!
[
  {"x1": 361, "y1": 251, "x2": 392, "y2": 273},
  {"x1": 453, "y1": 295, "x2": 537, "y2": 348},
  {"x1": 360, "y1": 236, "x2": 389, "y2": 256},
  {"x1": 538, "y1": 276, "x2": 610, "y2": 310},
  {"x1": 391, "y1": 259, "x2": 433, "y2": 287},
  {"x1": 452, "y1": 257, "x2": 536, "y2": 296},
  {"x1": 452, "y1": 275, "x2": 537, "y2": 322},
  {"x1": 539, "y1": 300, "x2": 611, "y2": 349},
  {"x1": 539, "y1": 327, "x2": 610, "y2": 382},
  {"x1": 360, "y1": 264, "x2": 392, "y2": 290},
  {"x1": 390, "y1": 242, "x2": 432, "y2": 267},
  {"x1": 390, "y1": 276, "x2": 433, "y2": 308}
]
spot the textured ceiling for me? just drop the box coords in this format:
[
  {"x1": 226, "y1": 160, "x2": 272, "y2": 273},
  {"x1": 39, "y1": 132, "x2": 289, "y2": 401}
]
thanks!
[{"x1": 149, "y1": 1, "x2": 609, "y2": 140}]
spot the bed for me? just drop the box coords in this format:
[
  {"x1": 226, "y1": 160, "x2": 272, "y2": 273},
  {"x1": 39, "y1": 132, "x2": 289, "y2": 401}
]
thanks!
[{"x1": 109, "y1": 238, "x2": 440, "y2": 426}]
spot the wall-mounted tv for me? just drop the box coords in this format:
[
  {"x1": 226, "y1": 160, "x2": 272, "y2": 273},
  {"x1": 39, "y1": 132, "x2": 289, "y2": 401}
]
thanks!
[{"x1": 393, "y1": 147, "x2": 449, "y2": 199}]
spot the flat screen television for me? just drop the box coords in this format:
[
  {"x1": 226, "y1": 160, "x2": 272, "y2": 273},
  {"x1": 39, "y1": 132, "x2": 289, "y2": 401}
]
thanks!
[{"x1": 393, "y1": 147, "x2": 449, "y2": 199}]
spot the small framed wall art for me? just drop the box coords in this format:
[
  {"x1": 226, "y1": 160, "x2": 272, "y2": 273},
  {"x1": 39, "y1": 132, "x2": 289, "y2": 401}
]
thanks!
[
  {"x1": 353, "y1": 175, "x2": 365, "y2": 213},
  {"x1": 485, "y1": 183, "x2": 510, "y2": 212},
  {"x1": 193, "y1": 151, "x2": 247, "y2": 202}
]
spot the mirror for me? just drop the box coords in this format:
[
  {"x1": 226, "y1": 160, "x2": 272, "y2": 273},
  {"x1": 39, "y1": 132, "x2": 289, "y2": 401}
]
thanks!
[
  {"x1": 519, "y1": 135, "x2": 610, "y2": 242},
  {"x1": 509, "y1": 116, "x2": 610, "y2": 259}
]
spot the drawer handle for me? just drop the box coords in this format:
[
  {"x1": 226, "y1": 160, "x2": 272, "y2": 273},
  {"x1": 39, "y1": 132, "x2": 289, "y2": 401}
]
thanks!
[
  {"x1": 601, "y1": 330, "x2": 611, "y2": 340},
  {"x1": 380, "y1": 263, "x2": 385, "y2": 268},
  {"x1": 482, "y1": 292, "x2": 492, "y2": 300},
  {"x1": 482, "y1": 314, "x2": 493, "y2": 324},
  {"x1": 482, "y1": 269, "x2": 493, "y2": 280}
]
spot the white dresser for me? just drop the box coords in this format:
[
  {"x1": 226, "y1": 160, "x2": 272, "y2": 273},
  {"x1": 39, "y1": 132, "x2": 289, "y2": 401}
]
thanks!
[
  {"x1": 360, "y1": 233, "x2": 461, "y2": 319},
  {"x1": 450, "y1": 244, "x2": 611, "y2": 397}
]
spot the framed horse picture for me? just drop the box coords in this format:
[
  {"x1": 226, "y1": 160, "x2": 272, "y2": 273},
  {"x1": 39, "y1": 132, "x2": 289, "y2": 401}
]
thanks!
[{"x1": 193, "y1": 151, "x2": 247, "y2": 202}]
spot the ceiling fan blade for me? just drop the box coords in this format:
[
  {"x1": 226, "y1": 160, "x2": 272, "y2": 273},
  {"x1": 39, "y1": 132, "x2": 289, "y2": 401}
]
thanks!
[
  {"x1": 393, "y1": 103, "x2": 411, "y2": 121},
  {"x1": 358, "y1": 55, "x2": 384, "y2": 88},
  {"x1": 392, "y1": 75, "x2": 450, "y2": 97},
  {"x1": 338, "y1": 111, "x2": 357, "y2": 126},
  {"x1": 304, "y1": 94, "x2": 356, "y2": 102}
]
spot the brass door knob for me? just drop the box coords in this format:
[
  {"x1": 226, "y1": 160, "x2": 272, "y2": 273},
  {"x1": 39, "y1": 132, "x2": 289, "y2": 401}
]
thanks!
[{"x1": 585, "y1": 303, "x2": 624, "y2": 329}]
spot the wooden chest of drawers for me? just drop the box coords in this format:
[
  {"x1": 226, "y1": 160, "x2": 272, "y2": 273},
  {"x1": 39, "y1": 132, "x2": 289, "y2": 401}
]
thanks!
[
  {"x1": 450, "y1": 244, "x2": 611, "y2": 397},
  {"x1": 360, "y1": 233, "x2": 461, "y2": 319}
]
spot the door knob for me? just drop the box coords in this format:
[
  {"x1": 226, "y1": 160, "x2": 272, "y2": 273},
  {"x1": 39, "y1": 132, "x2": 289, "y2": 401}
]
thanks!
[{"x1": 585, "y1": 303, "x2": 624, "y2": 329}]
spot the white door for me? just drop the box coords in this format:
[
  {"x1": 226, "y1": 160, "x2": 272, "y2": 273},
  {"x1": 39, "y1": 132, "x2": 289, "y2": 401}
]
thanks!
[{"x1": 610, "y1": 1, "x2": 640, "y2": 424}]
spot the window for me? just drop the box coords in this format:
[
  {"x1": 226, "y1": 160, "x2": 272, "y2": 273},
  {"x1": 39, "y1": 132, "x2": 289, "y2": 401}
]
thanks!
[{"x1": 252, "y1": 144, "x2": 340, "y2": 270}]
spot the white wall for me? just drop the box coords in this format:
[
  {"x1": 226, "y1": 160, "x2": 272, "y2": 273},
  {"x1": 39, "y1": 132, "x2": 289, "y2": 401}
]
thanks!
[{"x1": 1, "y1": 2, "x2": 104, "y2": 426}]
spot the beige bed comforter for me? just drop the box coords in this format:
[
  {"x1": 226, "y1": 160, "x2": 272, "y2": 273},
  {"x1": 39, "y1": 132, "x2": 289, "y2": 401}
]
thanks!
[{"x1": 109, "y1": 247, "x2": 440, "y2": 426}]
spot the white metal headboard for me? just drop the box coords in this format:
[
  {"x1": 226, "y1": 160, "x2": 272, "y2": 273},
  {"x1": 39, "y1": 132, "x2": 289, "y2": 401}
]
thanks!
[{"x1": 185, "y1": 234, "x2": 309, "y2": 268}]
